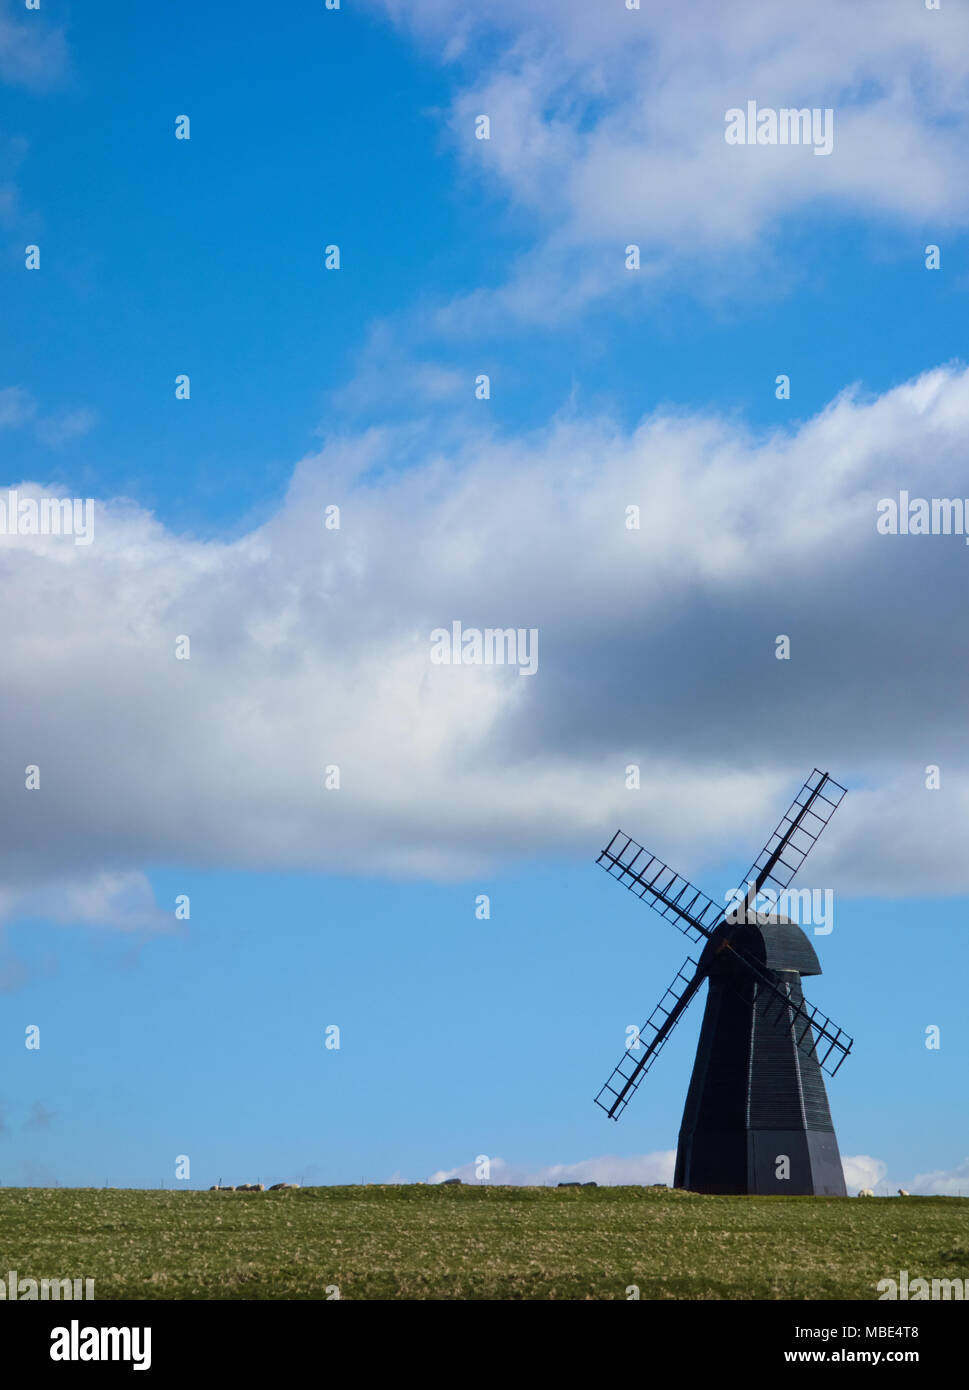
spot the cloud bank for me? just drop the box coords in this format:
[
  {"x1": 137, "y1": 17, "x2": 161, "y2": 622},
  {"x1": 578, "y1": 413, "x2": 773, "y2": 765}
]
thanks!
[{"x1": 3, "y1": 363, "x2": 969, "y2": 923}]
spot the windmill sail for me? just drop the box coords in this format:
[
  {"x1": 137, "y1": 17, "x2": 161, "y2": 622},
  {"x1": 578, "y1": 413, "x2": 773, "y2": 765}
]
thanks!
[
  {"x1": 596, "y1": 834, "x2": 722, "y2": 942},
  {"x1": 738, "y1": 769, "x2": 846, "y2": 906},
  {"x1": 594, "y1": 956, "x2": 703, "y2": 1119},
  {"x1": 742, "y1": 957, "x2": 853, "y2": 1076}
]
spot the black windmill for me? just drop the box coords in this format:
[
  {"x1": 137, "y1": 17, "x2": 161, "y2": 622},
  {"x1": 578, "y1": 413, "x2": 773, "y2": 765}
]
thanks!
[{"x1": 594, "y1": 769, "x2": 852, "y2": 1197}]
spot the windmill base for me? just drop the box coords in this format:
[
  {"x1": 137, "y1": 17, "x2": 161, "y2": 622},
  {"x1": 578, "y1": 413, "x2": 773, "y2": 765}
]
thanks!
[{"x1": 675, "y1": 1128, "x2": 847, "y2": 1196}]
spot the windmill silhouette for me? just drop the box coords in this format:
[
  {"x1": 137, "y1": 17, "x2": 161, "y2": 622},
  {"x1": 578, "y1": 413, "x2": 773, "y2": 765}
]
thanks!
[{"x1": 594, "y1": 769, "x2": 851, "y2": 1196}]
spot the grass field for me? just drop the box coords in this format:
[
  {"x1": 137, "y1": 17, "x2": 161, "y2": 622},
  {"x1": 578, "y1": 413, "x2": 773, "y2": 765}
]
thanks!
[{"x1": 2, "y1": 1185, "x2": 967, "y2": 1300}]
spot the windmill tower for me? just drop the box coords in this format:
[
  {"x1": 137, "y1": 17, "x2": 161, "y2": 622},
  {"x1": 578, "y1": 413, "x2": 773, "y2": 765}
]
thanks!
[{"x1": 594, "y1": 769, "x2": 852, "y2": 1197}]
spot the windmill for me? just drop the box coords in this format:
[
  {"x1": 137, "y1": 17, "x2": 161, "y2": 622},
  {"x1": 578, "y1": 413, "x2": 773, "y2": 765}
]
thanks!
[{"x1": 594, "y1": 769, "x2": 851, "y2": 1196}]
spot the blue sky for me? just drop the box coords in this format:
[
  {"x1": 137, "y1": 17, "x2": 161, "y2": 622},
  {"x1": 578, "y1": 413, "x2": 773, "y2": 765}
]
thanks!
[{"x1": 2, "y1": 0, "x2": 969, "y2": 1194}]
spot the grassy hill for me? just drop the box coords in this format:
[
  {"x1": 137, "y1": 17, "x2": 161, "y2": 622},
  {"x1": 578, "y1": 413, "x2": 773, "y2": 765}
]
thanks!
[{"x1": 2, "y1": 1185, "x2": 967, "y2": 1300}]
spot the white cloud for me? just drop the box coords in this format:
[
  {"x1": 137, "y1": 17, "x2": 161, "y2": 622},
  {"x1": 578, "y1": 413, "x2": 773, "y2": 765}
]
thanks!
[
  {"x1": 840, "y1": 1155, "x2": 969, "y2": 1197},
  {"x1": 842, "y1": 1154, "x2": 891, "y2": 1195},
  {"x1": 429, "y1": 1151, "x2": 676, "y2": 1186},
  {"x1": 368, "y1": 0, "x2": 969, "y2": 318},
  {"x1": 0, "y1": 871, "x2": 170, "y2": 933},
  {"x1": 909, "y1": 1157, "x2": 969, "y2": 1197},
  {"x1": 4, "y1": 366, "x2": 969, "y2": 922}
]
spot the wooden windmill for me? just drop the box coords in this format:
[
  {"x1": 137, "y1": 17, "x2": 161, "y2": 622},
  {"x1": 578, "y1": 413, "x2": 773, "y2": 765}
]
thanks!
[{"x1": 594, "y1": 769, "x2": 851, "y2": 1196}]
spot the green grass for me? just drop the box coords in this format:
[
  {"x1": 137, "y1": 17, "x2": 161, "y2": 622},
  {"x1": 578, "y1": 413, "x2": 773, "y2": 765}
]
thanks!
[{"x1": 1, "y1": 1186, "x2": 967, "y2": 1300}]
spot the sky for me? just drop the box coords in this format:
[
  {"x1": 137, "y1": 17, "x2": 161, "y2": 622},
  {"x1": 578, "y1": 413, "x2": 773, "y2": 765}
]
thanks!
[{"x1": 1, "y1": 0, "x2": 968, "y2": 1196}]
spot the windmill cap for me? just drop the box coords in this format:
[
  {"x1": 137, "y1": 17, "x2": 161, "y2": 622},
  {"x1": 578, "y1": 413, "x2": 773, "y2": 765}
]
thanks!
[{"x1": 722, "y1": 908, "x2": 823, "y2": 976}]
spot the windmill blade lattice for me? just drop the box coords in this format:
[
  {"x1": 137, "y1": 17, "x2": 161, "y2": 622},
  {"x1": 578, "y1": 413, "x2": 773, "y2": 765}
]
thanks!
[
  {"x1": 740, "y1": 957, "x2": 853, "y2": 1076},
  {"x1": 594, "y1": 955, "x2": 702, "y2": 1120},
  {"x1": 596, "y1": 834, "x2": 722, "y2": 942},
  {"x1": 738, "y1": 768, "x2": 847, "y2": 903}
]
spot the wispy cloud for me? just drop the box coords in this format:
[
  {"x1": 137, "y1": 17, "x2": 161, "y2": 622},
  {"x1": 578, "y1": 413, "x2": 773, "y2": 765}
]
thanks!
[
  {"x1": 910, "y1": 1157, "x2": 969, "y2": 1197},
  {"x1": 0, "y1": 388, "x2": 95, "y2": 445},
  {"x1": 368, "y1": 0, "x2": 969, "y2": 320},
  {"x1": 0, "y1": 385, "x2": 35, "y2": 429},
  {"x1": 325, "y1": 321, "x2": 469, "y2": 423},
  {"x1": 35, "y1": 408, "x2": 97, "y2": 448},
  {"x1": 0, "y1": 1, "x2": 69, "y2": 93},
  {"x1": 0, "y1": 871, "x2": 170, "y2": 933}
]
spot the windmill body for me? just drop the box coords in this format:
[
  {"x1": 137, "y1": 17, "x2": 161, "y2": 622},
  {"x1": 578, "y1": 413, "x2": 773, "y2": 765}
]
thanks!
[
  {"x1": 675, "y1": 910, "x2": 846, "y2": 1196},
  {"x1": 594, "y1": 770, "x2": 852, "y2": 1198}
]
